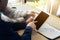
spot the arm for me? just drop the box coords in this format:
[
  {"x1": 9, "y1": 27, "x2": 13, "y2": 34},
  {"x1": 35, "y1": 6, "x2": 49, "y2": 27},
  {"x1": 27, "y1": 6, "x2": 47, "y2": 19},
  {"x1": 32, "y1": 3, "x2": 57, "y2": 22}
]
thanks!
[
  {"x1": 21, "y1": 21, "x2": 36, "y2": 40},
  {"x1": 12, "y1": 21, "x2": 27, "y2": 31},
  {"x1": 4, "y1": 7, "x2": 27, "y2": 22},
  {"x1": 0, "y1": 19, "x2": 32, "y2": 40},
  {"x1": 1, "y1": 19, "x2": 27, "y2": 31},
  {"x1": 21, "y1": 26, "x2": 32, "y2": 40}
]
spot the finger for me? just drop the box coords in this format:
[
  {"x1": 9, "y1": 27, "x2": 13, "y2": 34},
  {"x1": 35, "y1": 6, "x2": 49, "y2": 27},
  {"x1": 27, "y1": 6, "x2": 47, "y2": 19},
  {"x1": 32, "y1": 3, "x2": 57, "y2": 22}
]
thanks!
[
  {"x1": 33, "y1": 21, "x2": 38, "y2": 23},
  {"x1": 31, "y1": 11, "x2": 39, "y2": 14}
]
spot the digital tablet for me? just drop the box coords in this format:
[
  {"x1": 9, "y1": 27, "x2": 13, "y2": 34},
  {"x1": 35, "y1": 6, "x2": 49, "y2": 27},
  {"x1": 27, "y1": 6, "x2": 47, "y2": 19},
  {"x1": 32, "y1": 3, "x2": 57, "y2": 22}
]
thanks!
[{"x1": 34, "y1": 11, "x2": 49, "y2": 30}]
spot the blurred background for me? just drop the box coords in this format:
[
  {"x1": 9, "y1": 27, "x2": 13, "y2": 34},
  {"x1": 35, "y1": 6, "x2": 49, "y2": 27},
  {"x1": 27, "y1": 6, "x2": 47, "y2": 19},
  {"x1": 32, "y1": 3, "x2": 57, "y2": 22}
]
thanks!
[{"x1": 7, "y1": 0, "x2": 60, "y2": 17}]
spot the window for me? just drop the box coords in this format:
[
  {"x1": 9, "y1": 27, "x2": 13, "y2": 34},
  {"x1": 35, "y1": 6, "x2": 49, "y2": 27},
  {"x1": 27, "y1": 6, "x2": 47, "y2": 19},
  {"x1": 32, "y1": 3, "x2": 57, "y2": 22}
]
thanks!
[
  {"x1": 26, "y1": 0, "x2": 47, "y2": 11},
  {"x1": 8, "y1": 0, "x2": 24, "y2": 7}
]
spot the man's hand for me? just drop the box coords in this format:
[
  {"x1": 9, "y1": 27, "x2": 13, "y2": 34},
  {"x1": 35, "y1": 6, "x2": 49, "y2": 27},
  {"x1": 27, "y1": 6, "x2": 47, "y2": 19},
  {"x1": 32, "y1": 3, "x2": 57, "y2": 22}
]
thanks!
[
  {"x1": 26, "y1": 11, "x2": 38, "y2": 23},
  {"x1": 27, "y1": 21, "x2": 37, "y2": 30},
  {"x1": 27, "y1": 11, "x2": 38, "y2": 18},
  {"x1": 26, "y1": 16, "x2": 34, "y2": 23}
]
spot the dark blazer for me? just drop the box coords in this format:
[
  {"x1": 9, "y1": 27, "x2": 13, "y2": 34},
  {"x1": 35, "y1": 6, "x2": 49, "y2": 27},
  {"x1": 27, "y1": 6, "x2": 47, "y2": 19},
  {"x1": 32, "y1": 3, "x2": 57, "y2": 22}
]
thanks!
[{"x1": 0, "y1": 16, "x2": 32, "y2": 40}]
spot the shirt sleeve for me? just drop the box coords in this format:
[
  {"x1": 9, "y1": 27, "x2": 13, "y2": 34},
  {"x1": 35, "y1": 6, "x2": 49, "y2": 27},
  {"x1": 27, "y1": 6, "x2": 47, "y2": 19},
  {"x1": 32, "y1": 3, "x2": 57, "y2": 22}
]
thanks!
[
  {"x1": 1, "y1": 19, "x2": 27, "y2": 31},
  {"x1": 12, "y1": 21, "x2": 27, "y2": 31},
  {"x1": 21, "y1": 26, "x2": 32, "y2": 40},
  {"x1": 13, "y1": 10, "x2": 28, "y2": 18}
]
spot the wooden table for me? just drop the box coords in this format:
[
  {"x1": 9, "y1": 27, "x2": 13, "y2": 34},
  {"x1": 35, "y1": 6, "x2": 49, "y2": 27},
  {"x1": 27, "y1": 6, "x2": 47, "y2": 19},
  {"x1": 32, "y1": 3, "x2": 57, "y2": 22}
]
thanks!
[{"x1": 17, "y1": 30, "x2": 48, "y2": 40}]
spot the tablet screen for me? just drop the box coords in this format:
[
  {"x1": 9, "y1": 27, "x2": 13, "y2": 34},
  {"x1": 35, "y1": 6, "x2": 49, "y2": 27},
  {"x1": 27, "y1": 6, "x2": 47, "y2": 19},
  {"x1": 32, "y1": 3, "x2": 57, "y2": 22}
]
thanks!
[{"x1": 34, "y1": 11, "x2": 49, "y2": 30}]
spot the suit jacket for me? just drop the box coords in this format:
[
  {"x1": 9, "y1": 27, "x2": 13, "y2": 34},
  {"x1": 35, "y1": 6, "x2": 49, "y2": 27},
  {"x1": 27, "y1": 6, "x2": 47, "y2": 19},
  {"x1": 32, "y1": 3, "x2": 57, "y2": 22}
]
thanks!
[{"x1": 0, "y1": 15, "x2": 32, "y2": 40}]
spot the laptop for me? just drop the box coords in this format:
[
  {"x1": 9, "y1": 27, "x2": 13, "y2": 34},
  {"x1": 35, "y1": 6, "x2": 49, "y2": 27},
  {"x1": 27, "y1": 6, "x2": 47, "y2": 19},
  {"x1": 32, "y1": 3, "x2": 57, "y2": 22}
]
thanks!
[{"x1": 34, "y1": 11, "x2": 60, "y2": 39}]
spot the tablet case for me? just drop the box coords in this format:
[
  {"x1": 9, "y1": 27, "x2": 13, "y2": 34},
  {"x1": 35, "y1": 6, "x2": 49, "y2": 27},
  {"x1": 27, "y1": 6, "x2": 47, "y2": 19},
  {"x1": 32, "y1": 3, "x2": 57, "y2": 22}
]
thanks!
[{"x1": 34, "y1": 11, "x2": 49, "y2": 29}]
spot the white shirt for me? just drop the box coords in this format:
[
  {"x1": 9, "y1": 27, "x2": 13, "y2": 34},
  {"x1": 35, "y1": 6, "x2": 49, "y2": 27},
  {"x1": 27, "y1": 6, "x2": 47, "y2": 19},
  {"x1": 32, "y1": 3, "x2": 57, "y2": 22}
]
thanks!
[{"x1": 2, "y1": 7, "x2": 29, "y2": 22}]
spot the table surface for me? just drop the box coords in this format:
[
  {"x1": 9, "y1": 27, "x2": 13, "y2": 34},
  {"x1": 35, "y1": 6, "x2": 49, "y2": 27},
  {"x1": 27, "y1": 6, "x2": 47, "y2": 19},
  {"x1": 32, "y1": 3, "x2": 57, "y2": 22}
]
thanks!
[{"x1": 16, "y1": 30, "x2": 48, "y2": 40}]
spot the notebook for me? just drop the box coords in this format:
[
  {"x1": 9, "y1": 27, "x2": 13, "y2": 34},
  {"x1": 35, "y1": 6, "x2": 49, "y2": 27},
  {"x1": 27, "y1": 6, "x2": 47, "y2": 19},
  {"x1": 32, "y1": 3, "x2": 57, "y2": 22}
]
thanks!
[{"x1": 38, "y1": 22, "x2": 60, "y2": 39}]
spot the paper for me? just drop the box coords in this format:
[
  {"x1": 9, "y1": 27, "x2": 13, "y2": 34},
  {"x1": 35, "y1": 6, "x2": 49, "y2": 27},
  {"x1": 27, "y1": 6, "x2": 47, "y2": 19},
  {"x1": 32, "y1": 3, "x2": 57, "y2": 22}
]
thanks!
[{"x1": 38, "y1": 22, "x2": 60, "y2": 39}]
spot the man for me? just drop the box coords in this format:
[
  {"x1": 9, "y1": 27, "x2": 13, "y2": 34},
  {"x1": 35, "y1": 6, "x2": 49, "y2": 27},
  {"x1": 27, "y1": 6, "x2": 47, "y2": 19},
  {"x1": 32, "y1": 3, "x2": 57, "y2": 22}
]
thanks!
[
  {"x1": 0, "y1": 0, "x2": 37, "y2": 40},
  {"x1": 0, "y1": 14, "x2": 36, "y2": 40}
]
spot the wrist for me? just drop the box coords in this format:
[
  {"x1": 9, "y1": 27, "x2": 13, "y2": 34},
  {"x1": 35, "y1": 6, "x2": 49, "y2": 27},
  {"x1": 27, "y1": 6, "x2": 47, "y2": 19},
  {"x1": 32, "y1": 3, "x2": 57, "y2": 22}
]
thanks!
[{"x1": 26, "y1": 26, "x2": 33, "y2": 30}]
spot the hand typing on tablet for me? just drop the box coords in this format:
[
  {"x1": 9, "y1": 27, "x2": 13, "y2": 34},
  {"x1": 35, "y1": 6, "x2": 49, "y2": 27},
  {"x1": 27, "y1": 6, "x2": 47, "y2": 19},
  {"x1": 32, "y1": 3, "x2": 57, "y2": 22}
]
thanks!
[
  {"x1": 27, "y1": 21, "x2": 37, "y2": 30},
  {"x1": 25, "y1": 11, "x2": 38, "y2": 23}
]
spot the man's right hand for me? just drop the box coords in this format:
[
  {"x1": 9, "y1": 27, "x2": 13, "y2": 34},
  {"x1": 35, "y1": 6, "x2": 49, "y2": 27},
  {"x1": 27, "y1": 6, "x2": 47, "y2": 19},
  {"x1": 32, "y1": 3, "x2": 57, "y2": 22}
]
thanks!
[{"x1": 27, "y1": 21, "x2": 37, "y2": 30}]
